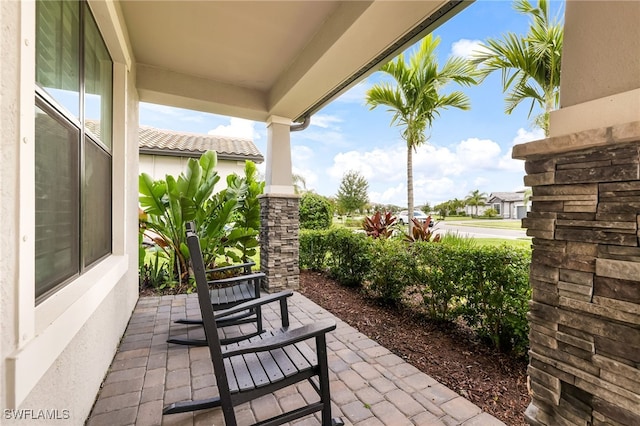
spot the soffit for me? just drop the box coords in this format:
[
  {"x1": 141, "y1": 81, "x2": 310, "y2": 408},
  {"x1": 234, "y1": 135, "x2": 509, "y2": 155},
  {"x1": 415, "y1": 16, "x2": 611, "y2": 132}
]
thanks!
[{"x1": 119, "y1": 0, "x2": 468, "y2": 122}]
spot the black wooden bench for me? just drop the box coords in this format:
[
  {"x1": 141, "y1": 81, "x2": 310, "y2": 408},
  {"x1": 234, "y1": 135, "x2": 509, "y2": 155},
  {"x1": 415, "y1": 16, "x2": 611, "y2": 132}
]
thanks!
[{"x1": 163, "y1": 224, "x2": 343, "y2": 426}]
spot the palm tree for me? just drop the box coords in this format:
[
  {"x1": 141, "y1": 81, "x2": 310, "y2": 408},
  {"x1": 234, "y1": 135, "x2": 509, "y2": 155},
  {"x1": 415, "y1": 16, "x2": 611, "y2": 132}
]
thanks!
[
  {"x1": 292, "y1": 173, "x2": 307, "y2": 194},
  {"x1": 472, "y1": 0, "x2": 563, "y2": 135},
  {"x1": 366, "y1": 34, "x2": 476, "y2": 232},
  {"x1": 465, "y1": 189, "x2": 488, "y2": 217}
]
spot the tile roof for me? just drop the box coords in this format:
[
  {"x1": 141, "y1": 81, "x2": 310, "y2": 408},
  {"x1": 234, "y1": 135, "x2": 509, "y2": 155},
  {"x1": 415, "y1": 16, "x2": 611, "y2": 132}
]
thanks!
[
  {"x1": 489, "y1": 192, "x2": 525, "y2": 202},
  {"x1": 138, "y1": 125, "x2": 264, "y2": 163}
]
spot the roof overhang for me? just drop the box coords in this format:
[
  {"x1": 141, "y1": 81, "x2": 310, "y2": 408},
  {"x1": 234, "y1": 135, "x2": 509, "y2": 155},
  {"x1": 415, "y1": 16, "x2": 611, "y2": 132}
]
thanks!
[{"x1": 118, "y1": 0, "x2": 471, "y2": 122}]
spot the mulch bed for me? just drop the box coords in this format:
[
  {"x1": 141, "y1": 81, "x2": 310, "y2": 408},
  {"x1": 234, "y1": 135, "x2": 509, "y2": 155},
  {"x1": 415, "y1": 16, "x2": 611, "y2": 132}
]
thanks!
[{"x1": 298, "y1": 270, "x2": 530, "y2": 426}]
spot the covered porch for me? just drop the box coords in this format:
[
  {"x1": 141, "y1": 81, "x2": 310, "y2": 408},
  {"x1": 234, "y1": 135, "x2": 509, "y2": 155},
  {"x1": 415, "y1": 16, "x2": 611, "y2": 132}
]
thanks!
[{"x1": 87, "y1": 291, "x2": 503, "y2": 426}]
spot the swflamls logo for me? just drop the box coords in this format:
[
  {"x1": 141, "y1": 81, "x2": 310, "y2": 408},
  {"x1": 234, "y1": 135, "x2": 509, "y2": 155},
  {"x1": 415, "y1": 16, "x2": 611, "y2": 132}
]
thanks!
[{"x1": 3, "y1": 409, "x2": 71, "y2": 420}]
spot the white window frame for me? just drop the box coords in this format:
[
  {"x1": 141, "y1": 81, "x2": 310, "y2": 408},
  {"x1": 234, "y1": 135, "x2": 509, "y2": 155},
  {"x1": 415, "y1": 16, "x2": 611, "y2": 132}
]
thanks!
[{"x1": 9, "y1": 0, "x2": 132, "y2": 408}]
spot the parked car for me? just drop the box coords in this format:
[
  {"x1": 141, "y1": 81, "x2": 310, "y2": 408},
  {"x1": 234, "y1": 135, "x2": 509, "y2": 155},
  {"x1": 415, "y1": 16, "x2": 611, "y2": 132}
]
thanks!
[{"x1": 397, "y1": 210, "x2": 434, "y2": 226}]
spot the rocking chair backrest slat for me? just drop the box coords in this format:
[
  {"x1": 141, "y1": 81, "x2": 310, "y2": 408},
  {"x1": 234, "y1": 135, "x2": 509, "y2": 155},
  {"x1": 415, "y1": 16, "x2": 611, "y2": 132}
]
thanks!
[{"x1": 185, "y1": 222, "x2": 235, "y2": 415}]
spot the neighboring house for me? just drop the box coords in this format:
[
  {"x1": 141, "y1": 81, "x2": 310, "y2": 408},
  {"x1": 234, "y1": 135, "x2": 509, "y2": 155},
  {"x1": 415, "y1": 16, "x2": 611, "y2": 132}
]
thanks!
[
  {"x1": 487, "y1": 191, "x2": 528, "y2": 219},
  {"x1": 138, "y1": 125, "x2": 264, "y2": 183}
]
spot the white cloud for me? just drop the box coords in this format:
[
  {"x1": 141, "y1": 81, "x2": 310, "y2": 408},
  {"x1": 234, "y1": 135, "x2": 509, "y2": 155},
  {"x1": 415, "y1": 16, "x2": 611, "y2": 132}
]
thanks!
[
  {"x1": 311, "y1": 114, "x2": 343, "y2": 129},
  {"x1": 450, "y1": 39, "x2": 490, "y2": 59},
  {"x1": 498, "y1": 127, "x2": 545, "y2": 172},
  {"x1": 140, "y1": 102, "x2": 206, "y2": 124},
  {"x1": 208, "y1": 117, "x2": 260, "y2": 140}
]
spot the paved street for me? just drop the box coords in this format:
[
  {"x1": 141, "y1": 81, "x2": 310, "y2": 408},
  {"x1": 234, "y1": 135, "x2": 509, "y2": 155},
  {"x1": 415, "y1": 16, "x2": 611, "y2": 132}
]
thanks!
[{"x1": 434, "y1": 221, "x2": 528, "y2": 240}]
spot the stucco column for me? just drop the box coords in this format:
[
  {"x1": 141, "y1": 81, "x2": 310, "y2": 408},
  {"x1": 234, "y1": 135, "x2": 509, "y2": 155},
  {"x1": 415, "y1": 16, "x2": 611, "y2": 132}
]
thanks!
[
  {"x1": 259, "y1": 116, "x2": 300, "y2": 292},
  {"x1": 514, "y1": 3, "x2": 640, "y2": 425}
]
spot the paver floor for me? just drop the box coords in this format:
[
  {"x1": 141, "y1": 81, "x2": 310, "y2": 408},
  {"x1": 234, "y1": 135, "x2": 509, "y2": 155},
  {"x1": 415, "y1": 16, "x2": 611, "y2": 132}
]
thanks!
[{"x1": 86, "y1": 292, "x2": 506, "y2": 426}]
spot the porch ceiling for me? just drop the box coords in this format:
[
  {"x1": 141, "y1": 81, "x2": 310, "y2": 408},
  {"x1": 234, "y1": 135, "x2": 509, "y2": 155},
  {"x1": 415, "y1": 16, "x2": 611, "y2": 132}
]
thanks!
[{"x1": 119, "y1": 0, "x2": 469, "y2": 122}]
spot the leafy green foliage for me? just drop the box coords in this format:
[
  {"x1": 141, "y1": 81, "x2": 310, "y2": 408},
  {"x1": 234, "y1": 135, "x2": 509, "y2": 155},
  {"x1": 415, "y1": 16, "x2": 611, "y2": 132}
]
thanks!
[
  {"x1": 324, "y1": 228, "x2": 371, "y2": 287},
  {"x1": 482, "y1": 208, "x2": 498, "y2": 218},
  {"x1": 472, "y1": 0, "x2": 563, "y2": 134},
  {"x1": 367, "y1": 238, "x2": 415, "y2": 304},
  {"x1": 299, "y1": 193, "x2": 333, "y2": 230},
  {"x1": 336, "y1": 170, "x2": 369, "y2": 215},
  {"x1": 457, "y1": 245, "x2": 531, "y2": 353},
  {"x1": 139, "y1": 151, "x2": 263, "y2": 288},
  {"x1": 362, "y1": 211, "x2": 396, "y2": 239},
  {"x1": 298, "y1": 222, "x2": 531, "y2": 354},
  {"x1": 299, "y1": 229, "x2": 331, "y2": 271}
]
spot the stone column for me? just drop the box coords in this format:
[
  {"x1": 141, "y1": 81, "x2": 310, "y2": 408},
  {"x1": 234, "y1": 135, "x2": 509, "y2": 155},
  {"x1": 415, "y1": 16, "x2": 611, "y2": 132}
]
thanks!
[
  {"x1": 260, "y1": 116, "x2": 299, "y2": 292},
  {"x1": 513, "y1": 122, "x2": 640, "y2": 426}
]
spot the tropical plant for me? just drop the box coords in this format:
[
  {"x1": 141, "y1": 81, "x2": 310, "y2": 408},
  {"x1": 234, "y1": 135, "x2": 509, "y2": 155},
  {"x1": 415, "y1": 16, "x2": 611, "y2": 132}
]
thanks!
[
  {"x1": 292, "y1": 173, "x2": 307, "y2": 194},
  {"x1": 139, "y1": 151, "x2": 222, "y2": 284},
  {"x1": 299, "y1": 192, "x2": 333, "y2": 230},
  {"x1": 421, "y1": 202, "x2": 432, "y2": 215},
  {"x1": 405, "y1": 216, "x2": 441, "y2": 243},
  {"x1": 366, "y1": 34, "x2": 476, "y2": 233},
  {"x1": 336, "y1": 170, "x2": 369, "y2": 215},
  {"x1": 465, "y1": 189, "x2": 488, "y2": 217},
  {"x1": 219, "y1": 161, "x2": 264, "y2": 263},
  {"x1": 362, "y1": 211, "x2": 396, "y2": 239},
  {"x1": 472, "y1": 0, "x2": 563, "y2": 134}
]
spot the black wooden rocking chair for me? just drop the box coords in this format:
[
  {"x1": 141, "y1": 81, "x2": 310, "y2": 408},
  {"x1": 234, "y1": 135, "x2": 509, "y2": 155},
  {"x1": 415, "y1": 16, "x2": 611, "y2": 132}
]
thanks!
[
  {"x1": 163, "y1": 225, "x2": 343, "y2": 426},
  {"x1": 168, "y1": 260, "x2": 270, "y2": 346}
]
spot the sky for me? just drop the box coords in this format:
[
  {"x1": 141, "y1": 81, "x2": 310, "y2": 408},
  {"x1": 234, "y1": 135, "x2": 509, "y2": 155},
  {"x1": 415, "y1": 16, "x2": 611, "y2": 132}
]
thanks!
[{"x1": 139, "y1": 1, "x2": 564, "y2": 208}]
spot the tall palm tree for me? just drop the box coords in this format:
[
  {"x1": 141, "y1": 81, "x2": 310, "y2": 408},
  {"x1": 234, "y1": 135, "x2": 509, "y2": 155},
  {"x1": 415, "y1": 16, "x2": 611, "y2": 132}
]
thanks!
[
  {"x1": 465, "y1": 189, "x2": 488, "y2": 217},
  {"x1": 472, "y1": 0, "x2": 563, "y2": 135},
  {"x1": 366, "y1": 34, "x2": 476, "y2": 232}
]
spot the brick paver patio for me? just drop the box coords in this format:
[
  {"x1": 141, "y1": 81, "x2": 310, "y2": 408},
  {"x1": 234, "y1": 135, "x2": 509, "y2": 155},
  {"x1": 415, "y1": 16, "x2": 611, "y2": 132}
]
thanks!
[{"x1": 86, "y1": 292, "x2": 506, "y2": 426}]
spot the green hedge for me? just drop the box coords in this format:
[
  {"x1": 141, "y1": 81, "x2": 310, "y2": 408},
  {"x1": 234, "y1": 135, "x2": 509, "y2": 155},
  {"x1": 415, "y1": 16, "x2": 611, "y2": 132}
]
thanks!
[{"x1": 299, "y1": 231, "x2": 532, "y2": 354}]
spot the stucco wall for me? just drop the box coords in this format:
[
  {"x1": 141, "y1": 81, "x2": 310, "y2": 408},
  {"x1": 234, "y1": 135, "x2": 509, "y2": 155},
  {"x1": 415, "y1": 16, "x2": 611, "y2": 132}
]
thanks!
[
  {"x1": 139, "y1": 153, "x2": 247, "y2": 187},
  {"x1": 1, "y1": 2, "x2": 140, "y2": 423},
  {"x1": 560, "y1": 1, "x2": 640, "y2": 107}
]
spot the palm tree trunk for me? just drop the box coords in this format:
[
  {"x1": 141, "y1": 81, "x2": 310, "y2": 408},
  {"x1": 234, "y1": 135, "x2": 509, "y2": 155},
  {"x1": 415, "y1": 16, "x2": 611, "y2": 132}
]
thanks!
[{"x1": 407, "y1": 146, "x2": 414, "y2": 234}]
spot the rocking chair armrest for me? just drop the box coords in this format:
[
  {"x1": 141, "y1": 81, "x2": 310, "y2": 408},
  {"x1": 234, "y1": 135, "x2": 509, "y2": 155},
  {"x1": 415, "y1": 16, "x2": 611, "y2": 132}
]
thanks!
[
  {"x1": 206, "y1": 272, "x2": 265, "y2": 286},
  {"x1": 213, "y1": 290, "x2": 293, "y2": 319},
  {"x1": 222, "y1": 320, "x2": 337, "y2": 358},
  {"x1": 206, "y1": 261, "x2": 255, "y2": 274}
]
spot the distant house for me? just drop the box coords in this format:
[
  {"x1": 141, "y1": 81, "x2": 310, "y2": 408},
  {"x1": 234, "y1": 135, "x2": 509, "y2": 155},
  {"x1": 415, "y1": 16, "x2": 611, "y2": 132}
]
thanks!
[
  {"x1": 487, "y1": 191, "x2": 528, "y2": 219},
  {"x1": 138, "y1": 125, "x2": 264, "y2": 184}
]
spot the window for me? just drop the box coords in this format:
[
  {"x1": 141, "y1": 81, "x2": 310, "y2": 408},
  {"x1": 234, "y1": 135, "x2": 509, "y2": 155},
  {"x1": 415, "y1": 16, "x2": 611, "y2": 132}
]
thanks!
[
  {"x1": 493, "y1": 203, "x2": 501, "y2": 215},
  {"x1": 35, "y1": 0, "x2": 113, "y2": 302}
]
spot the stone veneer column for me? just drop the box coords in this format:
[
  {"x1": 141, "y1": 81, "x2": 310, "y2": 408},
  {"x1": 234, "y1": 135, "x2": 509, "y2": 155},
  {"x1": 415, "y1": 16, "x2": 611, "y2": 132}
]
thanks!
[
  {"x1": 259, "y1": 193, "x2": 300, "y2": 292},
  {"x1": 513, "y1": 122, "x2": 640, "y2": 426}
]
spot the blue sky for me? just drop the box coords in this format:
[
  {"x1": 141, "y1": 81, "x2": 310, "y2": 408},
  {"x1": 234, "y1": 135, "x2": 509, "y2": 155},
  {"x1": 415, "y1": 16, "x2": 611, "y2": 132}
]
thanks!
[{"x1": 139, "y1": 1, "x2": 564, "y2": 207}]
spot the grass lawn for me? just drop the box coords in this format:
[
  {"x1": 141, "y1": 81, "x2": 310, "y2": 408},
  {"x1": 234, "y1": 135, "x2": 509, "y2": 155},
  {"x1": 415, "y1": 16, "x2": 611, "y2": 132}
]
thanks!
[
  {"x1": 473, "y1": 238, "x2": 532, "y2": 249},
  {"x1": 445, "y1": 219, "x2": 526, "y2": 230}
]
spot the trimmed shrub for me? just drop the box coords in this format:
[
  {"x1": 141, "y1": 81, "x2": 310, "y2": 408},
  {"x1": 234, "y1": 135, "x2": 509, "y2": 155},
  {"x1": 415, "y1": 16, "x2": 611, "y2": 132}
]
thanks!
[
  {"x1": 324, "y1": 228, "x2": 370, "y2": 287},
  {"x1": 299, "y1": 229, "x2": 330, "y2": 271},
  {"x1": 367, "y1": 238, "x2": 415, "y2": 304},
  {"x1": 458, "y1": 245, "x2": 531, "y2": 354},
  {"x1": 299, "y1": 193, "x2": 333, "y2": 230}
]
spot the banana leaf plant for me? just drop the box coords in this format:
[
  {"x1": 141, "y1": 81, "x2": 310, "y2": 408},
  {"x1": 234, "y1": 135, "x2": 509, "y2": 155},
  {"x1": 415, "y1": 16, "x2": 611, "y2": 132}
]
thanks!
[{"x1": 139, "y1": 151, "x2": 229, "y2": 285}]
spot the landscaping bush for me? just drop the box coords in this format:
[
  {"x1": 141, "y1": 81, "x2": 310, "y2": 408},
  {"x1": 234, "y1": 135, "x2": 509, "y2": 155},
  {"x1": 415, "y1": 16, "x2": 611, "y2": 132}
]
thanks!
[
  {"x1": 299, "y1": 193, "x2": 333, "y2": 229},
  {"x1": 299, "y1": 229, "x2": 330, "y2": 271},
  {"x1": 458, "y1": 245, "x2": 531, "y2": 354},
  {"x1": 412, "y1": 243, "x2": 466, "y2": 321},
  {"x1": 324, "y1": 228, "x2": 371, "y2": 287},
  {"x1": 367, "y1": 238, "x2": 415, "y2": 304}
]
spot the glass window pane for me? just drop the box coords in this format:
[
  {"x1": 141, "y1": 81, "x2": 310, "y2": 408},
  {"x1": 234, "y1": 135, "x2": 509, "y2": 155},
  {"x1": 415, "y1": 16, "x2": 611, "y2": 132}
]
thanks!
[
  {"x1": 83, "y1": 138, "x2": 112, "y2": 266},
  {"x1": 84, "y1": 4, "x2": 113, "y2": 149},
  {"x1": 35, "y1": 104, "x2": 80, "y2": 299},
  {"x1": 36, "y1": 0, "x2": 80, "y2": 118}
]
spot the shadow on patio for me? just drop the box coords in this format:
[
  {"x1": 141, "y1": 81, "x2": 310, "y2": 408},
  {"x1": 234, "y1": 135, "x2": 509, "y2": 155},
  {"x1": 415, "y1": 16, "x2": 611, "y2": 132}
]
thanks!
[{"x1": 86, "y1": 292, "x2": 505, "y2": 426}]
